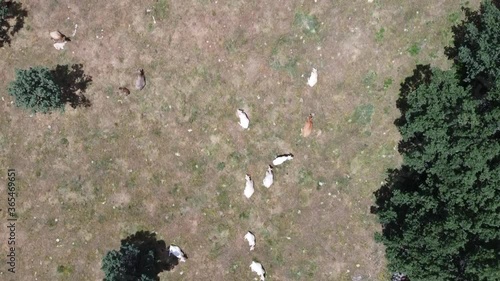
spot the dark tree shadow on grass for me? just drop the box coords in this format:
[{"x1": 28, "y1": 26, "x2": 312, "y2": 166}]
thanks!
[
  {"x1": 0, "y1": 0, "x2": 27, "y2": 47},
  {"x1": 50, "y1": 64, "x2": 92, "y2": 108},
  {"x1": 120, "y1": 231, "x2": 181, "y2": 280}
]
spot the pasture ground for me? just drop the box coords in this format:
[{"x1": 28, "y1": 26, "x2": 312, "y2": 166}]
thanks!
[{"x1": 0, "y1": 0, "x2": 479, "y2": 280}]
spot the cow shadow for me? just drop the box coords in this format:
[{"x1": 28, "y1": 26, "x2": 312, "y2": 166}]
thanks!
[{"x1": 0, "y1": 0, "x2": 28, "y2": 47}]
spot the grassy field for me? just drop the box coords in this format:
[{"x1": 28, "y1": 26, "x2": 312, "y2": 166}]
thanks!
[{"x1": 0, "y1": 0, "x2": 480, "y2": 280}]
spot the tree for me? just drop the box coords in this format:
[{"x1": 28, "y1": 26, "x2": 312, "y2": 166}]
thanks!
[
  {"x1": 374, "y1": 1, "x2": 500, "y2": 280},
  {"x1": 102, "y1": 244, "x2": 157, "y2": 281},
  {"x1": 0, "y1": 0, "x2": 8, "y2": 20},
  {"x1": 445, "y1": 0, "x2": 500, "y2": 85},
  {"x1": 101, "y1": 231, "x2": 179, "y2": 281},
  {"x1": 8, "y1": 66, "x2": 64, "y2": 113}
]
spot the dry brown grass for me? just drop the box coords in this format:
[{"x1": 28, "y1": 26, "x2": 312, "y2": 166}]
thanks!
[{"x1": 0, "y1": 0, "x2": 480, "y2": 280}]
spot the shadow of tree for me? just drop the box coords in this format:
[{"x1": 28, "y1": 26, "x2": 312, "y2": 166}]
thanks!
[
  {"x1": 120, "y1": 231, "x2": 181, "y2": 280},
  {"x1": 50, "y1": 64, "x2": 92, "y2": 108},
  {"x1": 373, "y1": 166, "x2": 424, "y2": 216},
  {"x1": 0, "y1": 0, "x2": 27, "y2": 47}
]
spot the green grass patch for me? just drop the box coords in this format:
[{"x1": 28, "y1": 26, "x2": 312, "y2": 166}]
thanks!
[
  {"x1": 407, "y1": 42, "x2": 421, "y2": 56},
  {"x1": 298, "y1": 169, "x2": 314, "y2": 186},
  {"x1": 57, "y1": 264, "x2": 73, "y2": 275},
  {"x1": 224, "y1": 29, "x2": 247, "y2": 53},
  {"x1": 209, "y1": 241, "x2": 224, "y2": 259},
  {"x1": 239, "y1": 210, "x2": 250, "y2": 219},
  {"x1": 60, "y1": 137, "x2": 69, "y2": 146},
  {"x1": 58, "y1": 176, "x2": 85, "y2": 192},
  {"x1": 294, "y1": 12, "x2": 320, "y2": 35},
  {"x1": 447, "y1": 12, "x2": 460, "y2": 24},
  {"x1": 153, "y1": 0, "x2": 169, "y2": 20},
  {"x1": 269, "y1": 35, "x2": 299, "y2": 76},
  {"x1": 229, "y1": 260, "x2": 242, "y2": 273},
  {"x1": 169, "y1": 183, "x2": 181, "y2": 195},
  {"x1": 375, "y1": 27, "x2": 385, "y2": 42},
  {"x1": 125, "y1": 172, "x2": 138, "y2": 189},
  {"x1": 351, "y1": 104, "x2": 374, "y2": 125},
  {"x1": 383, "y1": 77, "x2": 393, "y2": 90},
  {"x1": 46, "y1": 217, "x2": 58, "y2": 228},
  {"x1": 216, "y1": 162, "x2": 226, "y2": 171},
  {"x1": 216, "y1": 184, "x2": 230, "y2": 210},
  {"x1": 362, "y1": 71, "x2": 377, "y2": 88},
  {"x1": 105, "y1": 85, "x2": 114, "y2": 96},
  {"x1": 334, "y1": 176, "x2": 351, "y2": 191},
  {"x1": 228, "y1": 151, "x2": 244, "y2": 167},
  {"x1": 290, "y1": 260, "x2": 318, "y2": 280}
]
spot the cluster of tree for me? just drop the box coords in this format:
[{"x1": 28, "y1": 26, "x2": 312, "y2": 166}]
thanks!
[
  {"x1": 2, "y1": 1, "x2": 91, "y2": 113},
  {"x1": 101, "y1": 231, "x2": 179, "y2": 281},
  {"x1": 8, "y1": 64, "x2": 92, "y2": 113},
  {"x1": 374, "y1": 1, "x2": 500, "y2": 281}
]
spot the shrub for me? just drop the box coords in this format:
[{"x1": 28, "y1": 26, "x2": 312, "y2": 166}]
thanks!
[
  {"x1": 101, "y1": 231, "x2": 179, "y2": 281},
  {"x1": 8, "y1": 66, "x2": 64, "y2": 113}
]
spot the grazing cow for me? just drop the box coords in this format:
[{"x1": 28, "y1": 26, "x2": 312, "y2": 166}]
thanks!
[
  {"x1": 244, "y1": 231, "x2": 256, "y2": 251},
  {"x1": 237, "y1": 109, "x2": 250, "y2": 129},
  {"x1": 135, "y1": 69, "x2": 146, "y2": 90},
  {"x1": 262, "y1": 165, "x2": 273, "y2": 188},
  {"x1": 272, "y1": 154, "x2": 294, "y2": 166},
  {"x1": 50, "y1": 31, "x2": 68, "y2": 50},
  {"x1": 250, "y1": 261, "x2": 266, "y2": 281},
  {"x1": 307, "y1": 68, "x2": 317, "y2": 87},
  {"x1": 49, "y1": 30, "x2": 66, "y2": 42},
  {"x1": 244, "y1": 174, "x2": 254, "y2": 199},
  {"x1": 118, "y1": 87, "x2": 130, "y2": 95},
  {"x1": 302, "y1": 114, "x2": 313, "y2": 137},
  {"x1": 168, "y1": 245, "x2": 187, "y2": 262}
]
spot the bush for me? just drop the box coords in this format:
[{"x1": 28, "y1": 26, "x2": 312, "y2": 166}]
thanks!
[
  {"x1": 374, "y1": 2, "x2": 500, "y2": 280},
  {"x1": 101, "y1": 231, "x2": 179, "y2": 281},
  {"x1": 8, "y1": 66, "x2": 64, "y2": 113}
]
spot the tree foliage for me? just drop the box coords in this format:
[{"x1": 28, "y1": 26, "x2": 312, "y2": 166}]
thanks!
[
  {"x1": 8, "y1": 66, "x2": 64, "y2": 113},
  {"x1": 374, "y1": 1, "x2": 500, "y2": 280},
  {"x1": 446, "y1": 0, "x2": 500, "y2": 84},
  {"x1": 102, "y1": 244, "x2": 156, "y2": 281},
  {"x1": 0, "y1": 0, "x2": 8, "y2": 20},
  {"x1": 101, "y1": 231, "x2": 179, "y2": 281}
]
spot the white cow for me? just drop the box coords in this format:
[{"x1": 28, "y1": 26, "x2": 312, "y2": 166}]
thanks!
[
  {"x1": 307, "y1": 68, "x2": 318, "y2": 87},
  {"x1": 272, "y1": 154, "x2": 294, "y2": 166},
  {"x1": 244, "y1": 231, "x2": 256, "y2": 251},
  {"x1": 168, "y1": 245, "x2": 187, "y2": 262},
  {"x1": 135, "y1": 69, "x2": 146, "y2": 90},
  {"x1": 244, "y1": 174, "x2": 254, "y2": 199},
  {"x1": 237, "y1": 109, "x2": 250, "y2": 129},
  {"x1": 250, "y1": 261, "x2": 266, "y2": 281},
  {"x1": 262, "y1": 165, "x2": 273, "y2": 188}
]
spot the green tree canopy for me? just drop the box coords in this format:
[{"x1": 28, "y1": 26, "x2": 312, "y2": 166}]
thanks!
[
  {"x1": 8, "y1": 66, "x2": 64, "y2": 113},
  {"x1": 374, "y1": 1, "x2": 500, "y2": 280},
  {"x1": 446, "y1": 0, "x2": 500, "y2": 84},
  {"x1": 101, "y1": 231, "x2": 179, "y2": 281},
  {"x1": 0, "y1": 0, "x2": 8, "y2": 20}
]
